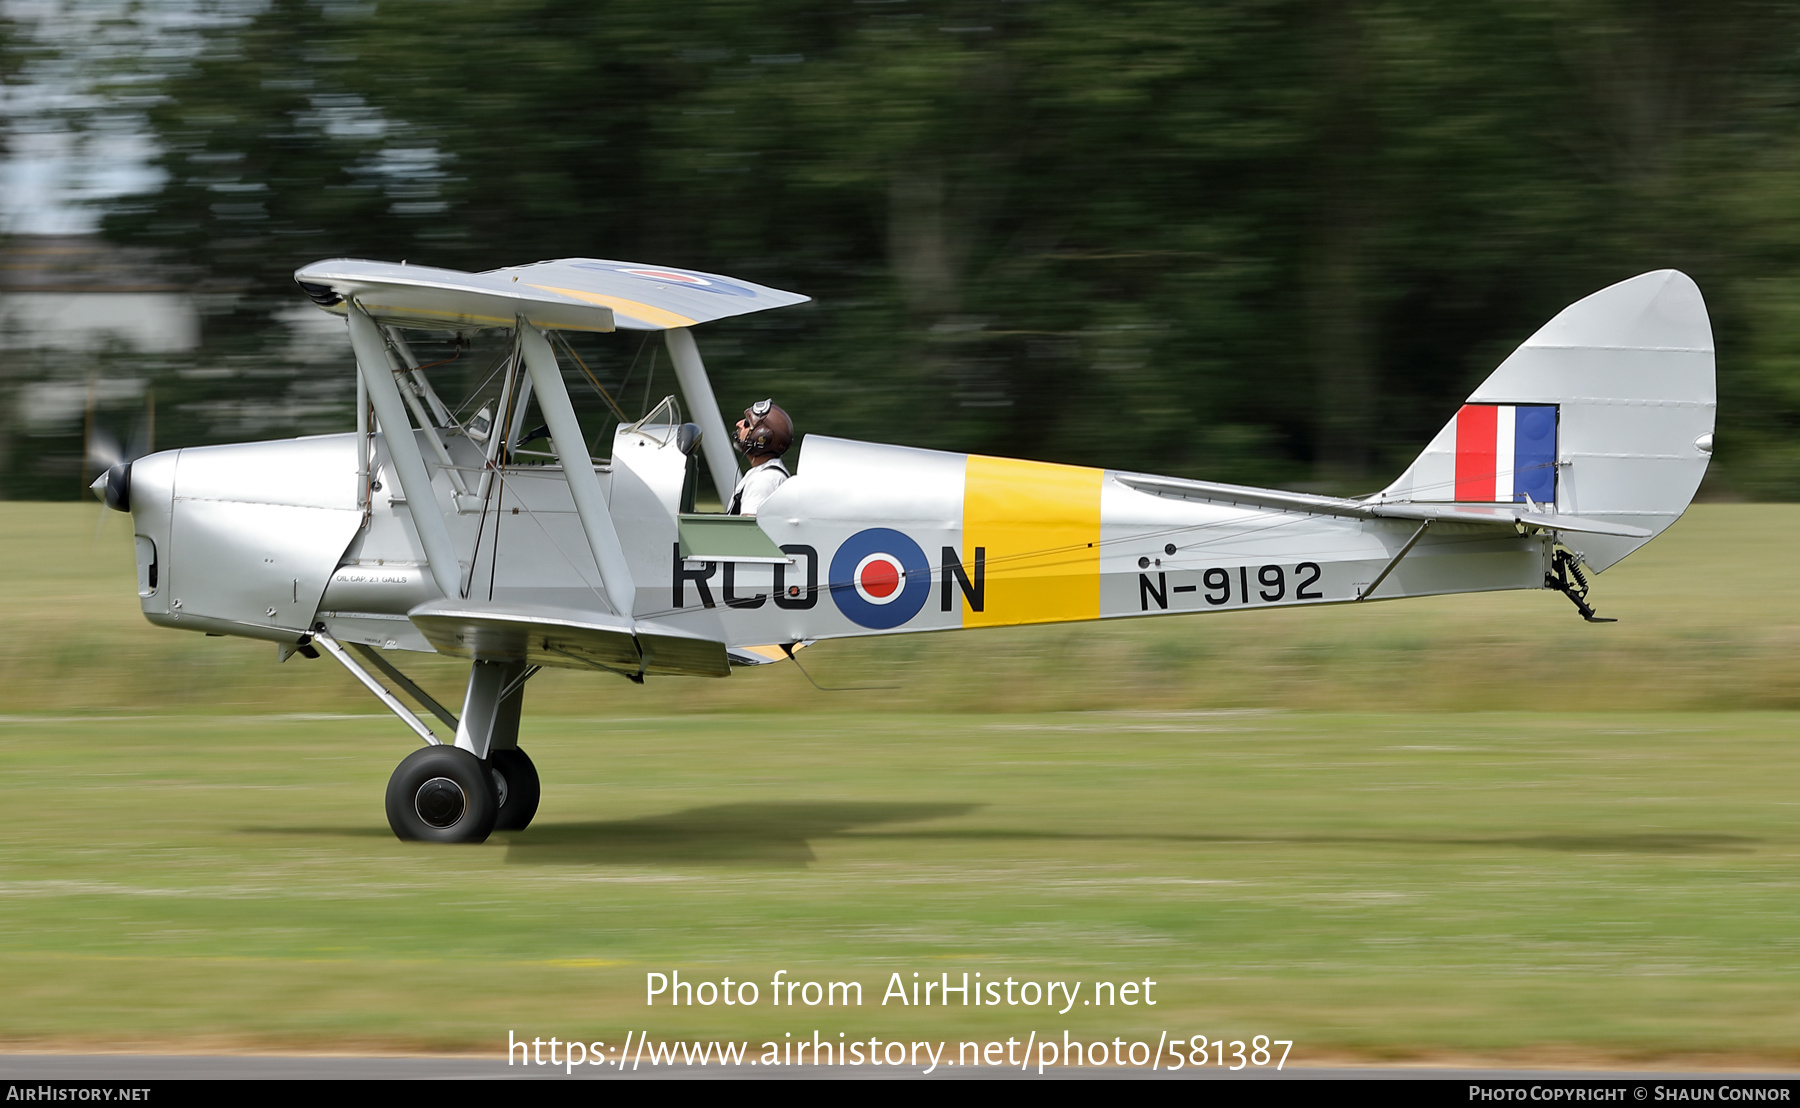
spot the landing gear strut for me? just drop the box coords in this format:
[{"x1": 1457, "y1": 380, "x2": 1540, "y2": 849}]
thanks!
[
  {"x1": 313, "y1": 631, "x2": 544, "y2": 843},
  {"x1": 382, "y1": 659, "x2": 542, "y2": 842}
]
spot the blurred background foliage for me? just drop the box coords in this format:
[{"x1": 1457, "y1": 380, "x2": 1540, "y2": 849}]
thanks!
[{"x1": 5, "y1": 0, "x2": 1800, "y2": 497}]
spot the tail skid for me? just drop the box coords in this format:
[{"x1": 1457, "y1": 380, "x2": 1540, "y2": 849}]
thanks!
[{"x1": 1545, "y1": 546, "x2": 1615, "y2": 623}]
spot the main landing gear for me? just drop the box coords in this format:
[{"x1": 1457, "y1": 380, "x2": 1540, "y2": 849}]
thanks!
[
  {"x1": 385, "y1": 745, "x2": 540, "y2": 843},
  {"x1": 310, "y1": 631, "x2": 542, "y2": 844},
  {"x1": 387, "y1": 746, "x2": 498, "y2": 842},
  {"x1": 487, "y1": 747, "x2": 541, "y2": 832}
]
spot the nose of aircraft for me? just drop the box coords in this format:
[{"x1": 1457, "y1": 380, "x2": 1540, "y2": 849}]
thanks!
[{"x1": 90, "y1": 462, "x2": 131, "y2": 513}]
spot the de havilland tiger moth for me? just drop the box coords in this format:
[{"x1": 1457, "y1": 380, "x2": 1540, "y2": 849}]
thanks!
[{"x1": 91, "y1": 260, "x2": 1715, "y2": 843}]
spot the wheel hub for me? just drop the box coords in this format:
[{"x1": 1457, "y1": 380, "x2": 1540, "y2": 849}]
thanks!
[{"x1": 414, "y1": 776, "x2": 467, "y2": 828}]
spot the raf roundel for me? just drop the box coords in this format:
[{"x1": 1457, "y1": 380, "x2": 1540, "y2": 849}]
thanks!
[
  {"x1": 853, "y1": 553, "x2": 907, "y2": 605},
  {"x1": 830, "y1": 528, "x2": 930, "y2": 629},
  {"x1": 621, "y1": 268, "x2": 710, "y2": 284},
  {"x1": 575, "y1": 262, "x2": 758, "y2": 298}
]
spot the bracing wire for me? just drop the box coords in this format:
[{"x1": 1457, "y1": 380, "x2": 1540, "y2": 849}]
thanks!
[
  {"x1": 452, "y1": 346, "x2": 517, "y2": 418},
  {"x1": 614, "y1": 332, "x2": 653, "y2": 415},
  {"x1": 552, "y1": 331, "x2": 630, "y2": 423}
]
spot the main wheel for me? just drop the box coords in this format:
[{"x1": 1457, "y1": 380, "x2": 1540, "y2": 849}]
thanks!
[
  {"x1": 487, "y1": 747, "x2": 541, "y2": 832},
  {"x1": 385, "y1": 746, "x2": 498, "y2": 843}
]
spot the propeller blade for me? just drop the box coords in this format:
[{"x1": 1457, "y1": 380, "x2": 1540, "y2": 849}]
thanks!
[
  {"x1": 86, "y1": 427, "x2": 123, "y2": 472},
  {"x1": 125, "y1": 423, "x2": 149, "y2": 464},
  {"x1": 90, "y1": 472, "x2": 110, "y2": 542}
]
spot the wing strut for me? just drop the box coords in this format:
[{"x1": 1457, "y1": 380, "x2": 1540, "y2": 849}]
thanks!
[
  {"x1": 518, "y1": 322, "x2": 638, "y2": 615},
  {"x1": 355, "y1": 359, "x2": 370, "y2": 511},
  {"x1": 347, "y1": 300, "x2": 464, "y2": 600},
  {"x1": 381, "y1": 329, "x2": 472, "y2": 504},
  {"x1": 385, "y1": 328, "x2": 456, "y2": 427},
  {"x1": 476, "y1": 341, "x2": 521, "y2": 504},
  {"x1": 664, "y1": 328, "x2": 741, "y2": 503}
]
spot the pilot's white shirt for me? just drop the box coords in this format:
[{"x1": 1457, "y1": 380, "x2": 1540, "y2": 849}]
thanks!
[{"x1": 728, "y1": 457, "x2": 790, "y2": 516}]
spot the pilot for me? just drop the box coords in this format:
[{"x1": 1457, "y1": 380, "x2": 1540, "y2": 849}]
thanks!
[{"x1": 728, "y1": 399, "x2": 793, "y2": 515}]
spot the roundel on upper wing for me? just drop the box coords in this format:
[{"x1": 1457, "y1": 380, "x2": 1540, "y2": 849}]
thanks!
[
  {"x1": 829, "y1": 528, "x2": 930, "y2": 629},
  {"x1": 570, "y1": 261, "x2": 758, "y2": 298}
]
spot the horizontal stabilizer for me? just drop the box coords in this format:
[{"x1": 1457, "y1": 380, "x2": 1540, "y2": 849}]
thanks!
[
  {"x1": 1369, "y1": 503, "x2": 1651, "y2": 538},
  {"x1": 408, "y1": 600, "x2": 731, "y2": 678},
  {"x1": 1114, "y1": 473, "x2": 1650, "y2": 536}
]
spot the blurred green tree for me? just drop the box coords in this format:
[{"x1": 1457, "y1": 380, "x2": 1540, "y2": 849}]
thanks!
[{"x1": 62, "y1": 0, "x2": 1800, "y2": 497}]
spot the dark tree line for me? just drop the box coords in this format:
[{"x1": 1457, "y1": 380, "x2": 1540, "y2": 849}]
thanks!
[{"x1": 21, "y1": 0, "x2": 1800, "y2": 497}]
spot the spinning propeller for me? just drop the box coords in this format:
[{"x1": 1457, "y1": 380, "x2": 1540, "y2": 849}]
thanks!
[{"x1": 86, "y1": 402, "x2": 153, "y2": 525}]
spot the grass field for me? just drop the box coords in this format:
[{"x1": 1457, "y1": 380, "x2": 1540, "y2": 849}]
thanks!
[{"x1": 0, "y1": 503, "x2": 1797, "y2": 1066}]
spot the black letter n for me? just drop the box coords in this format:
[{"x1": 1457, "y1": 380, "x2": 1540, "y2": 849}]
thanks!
[
  {"x1": 941, "y1": 546, "x2": 984, "y2": 612},
  {"x1": 1139, "y1": 572, "x2": 1167, "y2": 611}
]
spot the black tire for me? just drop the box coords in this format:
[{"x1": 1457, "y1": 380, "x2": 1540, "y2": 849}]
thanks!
[
  {"x1": 487, "y1": 747, "x2": 541, "y2": 832},
  {"x1": 385, "y1": 746, "x2": 497, "y2": 843}
]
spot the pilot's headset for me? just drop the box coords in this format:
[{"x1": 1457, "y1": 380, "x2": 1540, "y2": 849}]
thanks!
[{"x1": 735, "y1": 399, "x2": 793, "y2": 457}]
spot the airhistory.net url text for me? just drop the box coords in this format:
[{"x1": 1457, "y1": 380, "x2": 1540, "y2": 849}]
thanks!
[{"x1": 508, "y1": 1029, "x2": 1292, "y2": 1074}]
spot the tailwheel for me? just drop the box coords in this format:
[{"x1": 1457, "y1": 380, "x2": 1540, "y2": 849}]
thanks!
[
  {"x1": 487, "y1": 747, "x2": 541, "y2": 832},
  {"x1": 385, "y1": 746, "x2": 498, "y2": 843}
]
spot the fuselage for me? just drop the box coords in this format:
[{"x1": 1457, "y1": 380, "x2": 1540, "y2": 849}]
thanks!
[{"x1": 121, "y1": 424, "x2": 1550, "y2": 663}]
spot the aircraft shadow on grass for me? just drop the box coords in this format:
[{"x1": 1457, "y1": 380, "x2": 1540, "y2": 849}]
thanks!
[
  {"x1": 244, "y1": 812, "x2": 1756, "y2": 863},
  {"x1": 501, "y1": 801, "x2": 981, "y2": 866},
  {"x1": 242, "y1": 802, "x2": 980, "y2": 864},
  {"x1": 860, "y1": 829, "x2": 1759, "y2": 855},
  {"x1": 504, "y1": 817, "x2": 1757, "y2": 864}
]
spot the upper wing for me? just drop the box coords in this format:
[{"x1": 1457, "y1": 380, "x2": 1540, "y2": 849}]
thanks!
[{"x1": 294, "y1": 257, "x2": 811, "y2": 333}]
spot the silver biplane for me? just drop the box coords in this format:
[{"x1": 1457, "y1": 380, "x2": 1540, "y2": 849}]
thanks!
[{"x1": 94, "y1": 261, "x2": 1714, "y2": 842}]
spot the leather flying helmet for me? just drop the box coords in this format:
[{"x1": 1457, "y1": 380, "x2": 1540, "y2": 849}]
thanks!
[{"x1": 735, "y1": 399, "x2": 793, "y2": 457}]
